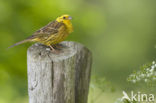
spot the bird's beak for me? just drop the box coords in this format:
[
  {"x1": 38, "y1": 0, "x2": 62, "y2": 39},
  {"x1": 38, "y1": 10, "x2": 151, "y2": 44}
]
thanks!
[{"x1": 68, "y1": 16, "x2": 72, "y2": 20}]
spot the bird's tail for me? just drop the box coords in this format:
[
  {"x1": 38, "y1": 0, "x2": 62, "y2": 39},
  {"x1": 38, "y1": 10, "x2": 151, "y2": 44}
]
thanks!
[{"x1": 8, "y1": 39, "x2": 31, "y2": 49}]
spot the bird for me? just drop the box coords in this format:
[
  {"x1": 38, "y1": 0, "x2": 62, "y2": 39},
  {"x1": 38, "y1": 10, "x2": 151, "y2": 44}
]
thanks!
[{"x1": 8, "y1": 14, "x2": 73, "y2": 52}]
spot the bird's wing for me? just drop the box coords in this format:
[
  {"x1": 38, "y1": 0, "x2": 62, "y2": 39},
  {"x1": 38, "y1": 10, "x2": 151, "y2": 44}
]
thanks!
[
  {"x1": 8, "y1": 21, "x2": 64, "y2": 48},
  {"x1": 28, "y1": 20, "x2": 64, "y2": 40}
]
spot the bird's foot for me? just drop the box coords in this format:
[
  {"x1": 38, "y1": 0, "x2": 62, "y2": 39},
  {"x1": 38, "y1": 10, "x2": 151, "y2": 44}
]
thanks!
[
  {"x1": 49, "y1": 45, "x2": 61, "y2": 54},
  {"x1": 53, "y1": 44, "x2": 63, "y2": 50}
]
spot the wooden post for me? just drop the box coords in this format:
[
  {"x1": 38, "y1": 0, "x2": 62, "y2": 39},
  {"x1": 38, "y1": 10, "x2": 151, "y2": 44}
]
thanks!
[{"x1": 27, "y1": 41, "x2": 92, "y2": 103}]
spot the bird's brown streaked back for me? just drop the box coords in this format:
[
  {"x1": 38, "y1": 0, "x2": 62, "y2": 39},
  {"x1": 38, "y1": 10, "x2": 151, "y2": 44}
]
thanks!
[{"x1": 32, "y1": 21, "x2": 64, "y2": 38}]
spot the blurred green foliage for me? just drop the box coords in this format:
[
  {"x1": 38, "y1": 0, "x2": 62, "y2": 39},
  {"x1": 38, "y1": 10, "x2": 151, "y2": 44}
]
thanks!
[{"x1": 0, "y1": 0, "x2": 156, "y2": 103}]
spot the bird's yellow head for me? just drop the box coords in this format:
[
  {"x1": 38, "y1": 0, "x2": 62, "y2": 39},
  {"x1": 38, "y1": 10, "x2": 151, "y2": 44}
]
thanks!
[
  {"x1": 56, "y1": 14, "x2": 73, "y2": 33},
  {"x1": 56, "y1": 14, "x2": 72, "y2": 22}
]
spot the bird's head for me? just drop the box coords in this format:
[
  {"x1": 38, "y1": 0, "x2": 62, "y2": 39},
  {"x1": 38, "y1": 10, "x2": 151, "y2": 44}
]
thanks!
[
  {"x1": 56, "y1": 14, "x2": 73, "y2": 33},
  {"x1": 56, "y1": 14, "x2": 72, "y2": 23}
]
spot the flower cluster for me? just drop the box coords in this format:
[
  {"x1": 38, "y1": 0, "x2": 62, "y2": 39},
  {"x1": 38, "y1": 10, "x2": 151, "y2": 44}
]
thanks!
[{"x1": 127, "y1": 61, "x2": 156, "y2": 83}]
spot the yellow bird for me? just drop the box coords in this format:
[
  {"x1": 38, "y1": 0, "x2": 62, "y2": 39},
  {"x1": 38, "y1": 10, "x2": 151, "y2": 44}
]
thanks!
[{"x1": 9, "y1": 14, "x2": 73, "y2": 51}]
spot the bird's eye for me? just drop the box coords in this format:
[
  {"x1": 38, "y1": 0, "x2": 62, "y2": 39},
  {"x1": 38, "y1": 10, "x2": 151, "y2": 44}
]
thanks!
[{"x1": 63, "y1": 16, "x2": 66, "y2": 19}]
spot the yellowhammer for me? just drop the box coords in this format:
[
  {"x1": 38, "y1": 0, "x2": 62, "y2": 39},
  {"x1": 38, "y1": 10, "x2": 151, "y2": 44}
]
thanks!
[{"x1": 9, "y1": 14, "x2": 73, "y2": 52}]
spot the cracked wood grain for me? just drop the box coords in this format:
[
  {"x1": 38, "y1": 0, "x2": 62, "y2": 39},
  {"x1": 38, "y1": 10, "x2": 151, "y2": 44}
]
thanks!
[{"x1": 27, "y1": 41, "x2": 92, "y2": 103}]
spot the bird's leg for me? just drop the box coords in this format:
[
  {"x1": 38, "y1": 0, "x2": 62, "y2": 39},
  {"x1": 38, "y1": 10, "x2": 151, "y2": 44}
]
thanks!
[
  {"x1": 49, "y1": 45, "x2": 55, "y2": 51},
  {"x1": 49, "y1": 45, "x2": 60, "y2": 54},
  {"x1": 54, "y1": 44, "x2": 62, "y2": 50}
]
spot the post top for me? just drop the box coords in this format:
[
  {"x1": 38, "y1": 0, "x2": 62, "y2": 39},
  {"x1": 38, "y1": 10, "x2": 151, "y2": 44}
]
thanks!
[{"x1": 27, "y1": 41, "x2": 90, "y2": 62}]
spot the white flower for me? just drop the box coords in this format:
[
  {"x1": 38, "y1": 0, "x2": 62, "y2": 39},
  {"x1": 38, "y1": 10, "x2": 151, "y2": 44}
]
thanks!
[
  {"x1": 130, "y1": 74, "x2": 135, "y2": 77},
  {"x1": 146, "y1": 68, "x2": 150, "y2": 71},
  {"x1": 144, "y1": 79, "x2": 148, "y2": 82},
  {"x1": 147, "y1": 73, "x2": 153, "y2": 77},
  {"x1": 152, "y1": 61, "x2": 155, "y2": 64},
  {"x1": 150, "y1": 68, "x2": 154, "y2": 71},
  {"x1": 132, "y1": 80, "x2": 136, "y2": 83},
  {"x1": 140, "y1": 74, "x2": 145, "y2": 78},
  {"x1": 136, "y1": 77, "x2": 141, "y2": 81},
  {"x1": 147, "y1": 74, "x2": 150, "y2": 77},
  {"x1": 151, "y1": 66, "x2": 155, "y2": 69}
]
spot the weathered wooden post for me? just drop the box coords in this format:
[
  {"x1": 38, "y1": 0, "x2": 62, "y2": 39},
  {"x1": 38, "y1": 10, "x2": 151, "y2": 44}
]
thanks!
[{"x1": 27, "y1": 41, "x2": 92, "y2": 103}]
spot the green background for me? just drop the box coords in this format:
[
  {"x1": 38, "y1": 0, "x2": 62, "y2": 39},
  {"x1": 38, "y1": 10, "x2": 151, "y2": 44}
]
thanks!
[{"x1": 0, "y1": 0, "x2": 156, "y2": 103}]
